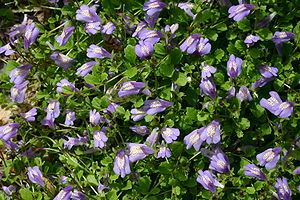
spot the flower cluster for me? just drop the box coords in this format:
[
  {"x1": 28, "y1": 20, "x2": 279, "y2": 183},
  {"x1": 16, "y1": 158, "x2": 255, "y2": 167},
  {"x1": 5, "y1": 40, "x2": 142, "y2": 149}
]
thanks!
[{"x1": 0, "y1": 0, "x2": 298, "y2": 199}]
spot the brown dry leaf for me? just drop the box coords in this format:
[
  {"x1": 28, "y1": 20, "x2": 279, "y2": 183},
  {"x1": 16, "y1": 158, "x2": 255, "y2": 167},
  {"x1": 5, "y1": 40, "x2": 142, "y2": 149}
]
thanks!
[{"x1": 0, "y1": 108, "x2": 12, "y2": 126}]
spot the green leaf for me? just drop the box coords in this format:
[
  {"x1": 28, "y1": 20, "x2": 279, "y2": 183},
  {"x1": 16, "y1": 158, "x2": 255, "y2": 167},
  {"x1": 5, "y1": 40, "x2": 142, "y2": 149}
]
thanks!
[
  {"x1": 92, "y1": 97, "x2": 102, "y2": 110},
  {"x1": 124, "y1": 45, "x2": 137, "y2": 63},
  {"x1": 234, "y1": 40, "x2": 246, "y2": 52},
  {"x1": 249, "y1": 48, "x2": 262, "y2": 58},
  {"x1": 100, "y1": 156, "x2": 113, "y2": 166},
  {"x1": 122, "y1": 180, "x2": 132, "y2": 190},
  {"x1": 61, "y1": 6, "x2": 76, "y2": 16},
  {"x1": 215, "y1": 23, "x2": 227, "y2": 31},
  {"x1": 19, "y1": 188, "x2": 33, "y2": 200},
  {"x1": 87, "y1": 174, "x2": 98, "y2": 186},
  {"x1": 195, "y1": 9, "x2": 211, "y2": 22},
  {"x1": 0, "y1": 60, "x2": 19, "y2": 82},
  {"x1": 84, "y1": 74, "x2": 101, "y2": 85},
  {"x1": 237, "y1": 130, "x2": 244, "y2": 138},
  {"x1": 255, "y1": 28, "x2": 273, "y2": 40},
  {"x1": 237, "y1": 19, "x2": 251, "y2": 32},
  {"x1": 173, "y1": 186, "x2": 181, "y2": 195},
  {"x1": 214, "y1": 49, "x2": 225, "y2": 60},
  {"x1": 174, "y1": 72, "x2": 188, "y2": 86},
  {"x1": 137, "y1": 176, "x2": 151, "y2": 194},
  {"x1": 169, "y1": 48, "x2": 182, "y2": 65},
  {"x1": 159, "y1": 56, "x2": 174, "y2": 77},
  {"x1": 246, "y1": 187, "x2": 255, "y2": 194},
  {"x1": 154, "y1": 43, "x2": 166, "y2": 55},
  {"x1": 204, "y1": 30, "x2": 218, "y2": 41},
  {"x1": 239, "y1": 118, "x2": 250, "y2": 130},
  {"x1": 116, "y1": 106, "x2": 125, "y2": 115},
  {"x1": 124, "y1": 67, "x2": 138, "y2": 78},
  {"x1": 106, "y1": 190, "x2": 118, "y2": 199},
  {"x1": 214, "y1": 72, "x2": 224, "y2": 84}
]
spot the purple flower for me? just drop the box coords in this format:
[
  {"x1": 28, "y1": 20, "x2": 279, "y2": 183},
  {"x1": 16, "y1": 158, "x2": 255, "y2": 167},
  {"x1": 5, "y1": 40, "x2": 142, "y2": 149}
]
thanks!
[
  {"x1": 252, "y1": 76, "x2": 274, "y2": 89},
  {"x1": 164, "y1": 23, "x2": 179, "y2": 35},
  {"x1": 196, "y1": 170, "x2": 224, "y2": 192},
  {"x1": 8, "y1": 23, "x2": 26, "y2": 44},
  {"x1": 201, "y1": 120, "x2": 221, "y2": 144},
  {"x1": 272, "y1": 32, "x2": 295, "y2": 44},
  {"x1": 157, "y1": 145, "x2": 172, "y2": 158},
  {"x1": 257, "y1": 65, "x2": 278, "y2": 78},
  {"x1": 103, "y1": 103, "x2": 119, "y2": 115},
  {"x1": 56, "y1": 26, "x2": 75, "y2": 46},
  {"x1": 132, "y1": 21, "x2": 148, "y2": 37},
  {"x1": 273, "y1": 101, "x2": 294, "y2": 118},
  {"x1": 127, "y1": 143, "x2": 155, "y2": 163},
  {"x1": 130, "y1": 108, "x2": 147, "y2": 121},
  {"x1": 86, "y1": 44, "x2": 111, "y2": 59},
  {"x1": 118, "y1": 81, "x2": 146, "y2": 97},
  {"x1": 226, "y1": 86, "x2": 236, "y2": 100},
  {"x1": 113, "y1": 150, "x2": 131, "y2": 178},
  {"x1": 236, "y1": 86, "x2": 253, "y2": 102},
  {"x1": 227, "y1": 54, "x2": 243, "y2": 78},
  {"x1": 76, "y1": 61, "x2": 98, "y2": 77},
  {"x1": 260, "y1": 91, "x2": 283, "y2": 115},
  {"x1": 2, "y1": 185, "x2": 16, "y2": 195},
  {"x1": 183, "y1": 128, "x2": 205, "y2": 151},
  {"x1": 256, "y1": 147, "x2": 281, "y2": 170},
  {"x1": 93, "y1": 131, "x2": 108, "y2": 148},
  {"x1": 195, "y1": 37, "x2": 211, "y2": 56},
  {"x1": 143, "y1": 0, "x2": 167, "y2": 16},
  {"x1": 101, "y1": 22, "x2": 116, "y2": 35},
  {"x1": 161, "y1": 127, "x2": 180, "y2": 144},
  {"x1": 0, "y1": 43, "x2": 15, "y2": 56},
  {"x1": 76, "y1": 5, "x2": 102, "y2": 23},
  {"x1": 129, "y1": 126, "x2": 149, "y2": 136},
  {"x1": 293, "y1": 167, "x2": 300, "y2": 174},
  {"x1": 98, "y1": 182, "x2": 111, "y2": 192},
  {"x1": 244, "y1": 35, "x2": 260, "y2": 44},
  {"x1": 23, "y1": 23, "x2": 39, "y2": 50},
  {"x1": 71, "y1": 190, "x2": 87, "y2": 200},
  {"x1": 10, "y1": 64, "x2": 32, "y2": 84},
  {"x1": 177, "y1": 2, "x2": 195, "y2": 18},
  {"x1": 11, "y1": 80, "x2": 28, "y2": 103},
  {"x1": 143, "y1": 99, "x2": 172, "y2": 115},
  {"x1": 138, "y1": 29, "x2": 163, "y2": 45},
  {"x1": 200, "y1": 78, "x2": 217, "y2": 100},
  {"x1": 63, "y1": 135, "x2": 88, "y2": 150},
  {"x1": 243, "y1": 164, "x2": 267, "y2": 180},
  {"x1": 145, "y1": 128, "x2": 159, "y2": 147},
  {"x1": 209, "y1": 153, "x2": 230, "y2": 174},
  {"x1": 89, "y1": 109, "x2": 100, "y2": 125},
  {"x1": 64, "y1": 111, "x2": 76, "y2": 126},
  {"x1": 53, "y1": 185, "x2": 73, "y2": 200},
  {"x1": 135, "y1": 40, "x2": 154, "y2": 59},
  {"x1": 228, "y1": 4, "x2": 255, "y2": 21},
  {"x1": 28, "y1": 166, "x2": 45, "y2": 186},
  {"x1": 255, "y1": 12, "x2": 277, "y2": 29},
  {"x1": 145, "y1": 12, "x2": 159, "y2": 28},
  {"x1": 180, "y1": 34, "x2": 200, "y2": 54},
  {"x1": 45, "y1": 100, "x2": 60, "y2": 120},
  {"x1": 0, "y1": 123, "x2": 20, "y2": 142},
  {"x1": 56, "y1": 79, "x2": 78, "y2": 93},
  {"x1": 21, "y1": 108, "x2": 37, "y2": 122},
  {"x1": 274, "y1": 178, "x2": 292, "y2": 200},
  {"x1": 84, "y1": 22, "x2": 101, "y2": 34},
  {"x1": 201, "y1": 63, "x2": 216, "y2": 79},
  {"x1": 41, "y1": 118, "x2": 55, "y2": 129},
  {"x1": 50, "y1": 53, "x2": 75, "y2": 70}
]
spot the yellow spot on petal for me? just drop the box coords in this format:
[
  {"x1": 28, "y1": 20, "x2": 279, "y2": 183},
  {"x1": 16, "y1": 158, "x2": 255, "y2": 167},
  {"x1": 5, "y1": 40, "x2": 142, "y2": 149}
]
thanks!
[{"x1": 263, "y1": 151, "x2": 275, "y2": 162}]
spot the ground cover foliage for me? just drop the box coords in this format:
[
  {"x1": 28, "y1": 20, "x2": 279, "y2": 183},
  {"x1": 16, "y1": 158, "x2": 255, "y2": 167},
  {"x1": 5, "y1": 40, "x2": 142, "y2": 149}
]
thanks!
[{"x1": 0, "y1": 0, "x2": 299, "y2": 199}]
